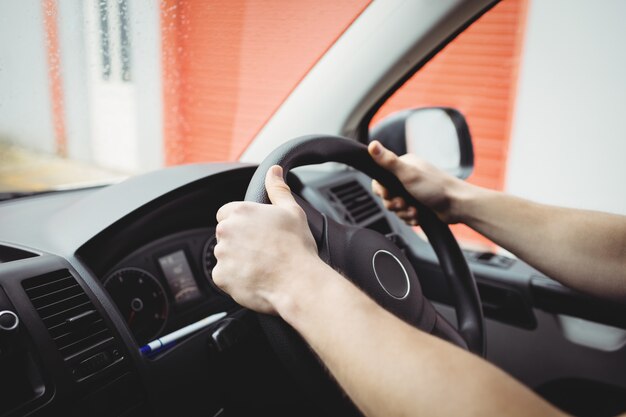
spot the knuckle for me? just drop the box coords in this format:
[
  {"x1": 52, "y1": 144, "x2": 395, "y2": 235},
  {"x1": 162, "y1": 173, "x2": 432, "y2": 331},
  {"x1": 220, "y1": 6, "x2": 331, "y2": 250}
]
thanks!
[
  {"x1": 233, "y1": 202, "x2": 249, "y2": 214},
  {"x1": 386, "y1": 152, "x2": 400, "y2": 168},
  {"x1": 212, "y1": 263, "x2": 223, "y2": 282},
  {"x1": 215, "y1": 222, "x2": 226, "y2": 239},
  {"x1": 213, "y1": 242, "x2": 227, "y2": 259},
  {"x1": 216, "y1": 203, "x2": 227, "y2": 216},
  {"x1": 212, "y1": 263, "x2": 229, "y2": 288}
]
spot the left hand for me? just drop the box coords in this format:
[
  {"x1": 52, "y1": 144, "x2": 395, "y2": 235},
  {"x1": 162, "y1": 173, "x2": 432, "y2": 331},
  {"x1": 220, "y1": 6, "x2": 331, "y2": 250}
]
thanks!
[{"x1": 212, "y1": 165, "x2": 322, "y2": 314}]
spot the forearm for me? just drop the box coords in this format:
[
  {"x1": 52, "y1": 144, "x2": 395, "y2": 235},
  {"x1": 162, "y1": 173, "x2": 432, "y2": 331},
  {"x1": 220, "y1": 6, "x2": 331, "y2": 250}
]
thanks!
[
  {"x1": 272, "y1": 260, "x2": 565, "y2": 417},
  {"x1": 451, "y1": 184, "x2": 626, "y2": 300}
]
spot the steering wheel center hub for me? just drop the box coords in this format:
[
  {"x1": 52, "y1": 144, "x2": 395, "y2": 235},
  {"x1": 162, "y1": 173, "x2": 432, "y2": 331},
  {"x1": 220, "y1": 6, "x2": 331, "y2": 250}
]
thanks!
[{"x1": 372, "y1": 250, "x2": 410, "y2": 299}]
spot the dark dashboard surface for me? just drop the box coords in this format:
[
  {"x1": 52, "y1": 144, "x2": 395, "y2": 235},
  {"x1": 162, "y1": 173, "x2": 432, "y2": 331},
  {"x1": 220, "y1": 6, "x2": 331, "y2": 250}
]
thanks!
[
  {"x1": 0, "y1": 163, "x2": 255, "y2": 416},
  {"x1": 0, "y1": 162, "x2": 624, "y2": 417}
]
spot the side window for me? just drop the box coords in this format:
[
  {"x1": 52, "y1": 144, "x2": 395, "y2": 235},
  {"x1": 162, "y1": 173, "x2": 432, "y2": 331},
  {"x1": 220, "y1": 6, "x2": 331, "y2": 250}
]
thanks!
[
  {"x1": 371, "y1": 0, "x2": 626, "y2": 247},
  {"x1": 371, "y1": 0, "x2": 528, "y2": 247}
]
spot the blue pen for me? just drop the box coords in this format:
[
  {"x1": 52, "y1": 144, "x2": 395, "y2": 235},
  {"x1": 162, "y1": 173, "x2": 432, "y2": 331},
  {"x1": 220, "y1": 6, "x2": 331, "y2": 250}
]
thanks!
[{"x1": 140, "y1": 311, "x2": 227, "y2": 355}]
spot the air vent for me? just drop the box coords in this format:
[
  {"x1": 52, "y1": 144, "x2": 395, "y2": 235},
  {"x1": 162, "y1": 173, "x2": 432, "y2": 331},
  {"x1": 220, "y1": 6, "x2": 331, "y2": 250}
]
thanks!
[
  {"x1": 327, "y1": 180, "x2": 382, "y2": 225},
  {"x1": 23, "y1": 270, "x2": 113, "y2": 360}
]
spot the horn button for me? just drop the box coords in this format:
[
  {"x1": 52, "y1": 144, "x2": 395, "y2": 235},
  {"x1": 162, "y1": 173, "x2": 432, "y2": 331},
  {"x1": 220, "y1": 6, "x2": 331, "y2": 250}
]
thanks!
[
  {"x1": 332, "y1": 226, "x2": 425, "y2": 323},
  {"x1": 372, "y1": 250, "x2": 410, "y2": 299}
]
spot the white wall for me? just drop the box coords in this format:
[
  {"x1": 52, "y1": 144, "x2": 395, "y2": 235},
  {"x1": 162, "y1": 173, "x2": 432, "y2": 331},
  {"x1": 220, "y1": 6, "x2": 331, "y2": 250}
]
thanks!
[
  {"x1": 130, "y1": 0, "x2": 164, "y2": 172},
  {"x1": 0, "y1": 0, "x2": 55, "y2": 152},
  {"x1": 506, "y1": 0, "x2": 626, "y2": 215},
  {"x1": 57, "y1": 1, "x2": 92, "y2": 162},
  {"x1": 57, "y1": 0, "x2": 163, "y2": 172}
]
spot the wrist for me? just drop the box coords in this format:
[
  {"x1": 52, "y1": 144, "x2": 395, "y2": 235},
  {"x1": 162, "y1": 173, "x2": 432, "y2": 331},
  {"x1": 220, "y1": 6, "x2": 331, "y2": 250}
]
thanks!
[
  {"x1": 445, "y1": 178, "x2": 490, "y2": 225},
  {"x1": 270, "y1": 258, "x2": 338, "y2": 325}
]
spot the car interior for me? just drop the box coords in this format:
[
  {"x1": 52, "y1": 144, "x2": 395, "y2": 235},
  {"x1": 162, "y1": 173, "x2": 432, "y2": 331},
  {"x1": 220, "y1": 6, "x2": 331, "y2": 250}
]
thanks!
[{"x1": 0, "y1": 1, "x2": 625, "y2": 417}]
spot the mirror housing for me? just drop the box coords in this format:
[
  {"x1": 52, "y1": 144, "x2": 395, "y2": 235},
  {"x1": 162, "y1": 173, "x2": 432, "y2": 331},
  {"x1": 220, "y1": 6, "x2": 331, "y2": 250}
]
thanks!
[{"x1": 370, "y1": 107, "x2": 474, "y2": 179}]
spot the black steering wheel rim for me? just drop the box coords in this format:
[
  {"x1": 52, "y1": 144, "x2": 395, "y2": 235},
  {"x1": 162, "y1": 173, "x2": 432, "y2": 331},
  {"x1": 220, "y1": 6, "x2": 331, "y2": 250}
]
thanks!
[
  {"x1": 245, "y1": 134, "x2": 484, "y2": 351},
  {"x1": 243, "y1": 134, "x2": 484, "y2": 413}
]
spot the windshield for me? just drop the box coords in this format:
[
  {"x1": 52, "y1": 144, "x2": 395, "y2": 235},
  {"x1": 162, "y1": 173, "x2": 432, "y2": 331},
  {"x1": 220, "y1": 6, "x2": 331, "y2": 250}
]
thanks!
[{"x1": 0, "y1": 0, "x2": 369, "y2": 193}]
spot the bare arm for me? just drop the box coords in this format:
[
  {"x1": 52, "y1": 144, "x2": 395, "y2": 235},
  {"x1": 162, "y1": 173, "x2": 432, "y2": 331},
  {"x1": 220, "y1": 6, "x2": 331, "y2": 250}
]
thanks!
[
  {"x1": 455, "y1": 186, "x2": 626, "y2": 300},
  {"x1": 275, "y1": 260, "x2": 565, "y2": 417},
  {"x1": 369, "y1": 141, "x2": 626, "y2": 301},
  {"x1": 213, "y1": 166, "x2": 567, "y2": 417}
]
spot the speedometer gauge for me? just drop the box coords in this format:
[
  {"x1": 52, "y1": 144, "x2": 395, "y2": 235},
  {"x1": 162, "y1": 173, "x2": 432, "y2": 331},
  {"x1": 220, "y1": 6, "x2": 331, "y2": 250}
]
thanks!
[
  {"x1": 202, "y1": 235, "x2": 218, "y2": 283},
  {"x1": 104, "y1": 268, "x2": 168, "y2": 345}
]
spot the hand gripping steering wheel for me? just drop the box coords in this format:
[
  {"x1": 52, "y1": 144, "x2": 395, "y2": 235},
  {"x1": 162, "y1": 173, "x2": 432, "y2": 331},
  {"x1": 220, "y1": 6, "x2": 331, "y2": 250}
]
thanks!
[{"x1": 244, "y1": 135, "x2": 484, "y2": 413}]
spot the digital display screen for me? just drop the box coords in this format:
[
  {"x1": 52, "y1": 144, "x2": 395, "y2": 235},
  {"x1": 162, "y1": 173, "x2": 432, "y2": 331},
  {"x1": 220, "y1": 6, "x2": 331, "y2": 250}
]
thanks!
[{"x1": 158, "y1": 250, "x2": 201, "y2": 304}]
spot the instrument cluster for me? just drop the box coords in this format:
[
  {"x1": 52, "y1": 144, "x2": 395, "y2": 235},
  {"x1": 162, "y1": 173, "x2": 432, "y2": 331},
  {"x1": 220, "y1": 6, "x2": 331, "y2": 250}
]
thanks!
[{"x1": 102, "y1": 227, "x2": 228, "y2": 345}]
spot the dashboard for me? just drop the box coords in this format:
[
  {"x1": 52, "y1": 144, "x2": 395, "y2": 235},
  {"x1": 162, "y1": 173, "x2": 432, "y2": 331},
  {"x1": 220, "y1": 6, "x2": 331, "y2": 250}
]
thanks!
[
  {"x1": 0, "y1": 163, "x2": 254, "y2": 417},
  {"x1": 0, "y1": 162, "x2": 624, "y2": 417}
]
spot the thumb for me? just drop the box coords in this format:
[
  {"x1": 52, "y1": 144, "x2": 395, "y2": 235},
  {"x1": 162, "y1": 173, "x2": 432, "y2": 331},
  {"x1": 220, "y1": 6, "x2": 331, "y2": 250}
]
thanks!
[
  {"x1": 368, "y1": 140, "x2": 404, "y2": 176},
  {"x1": 265, "y1": 165, "x2": 296, "y2": 207}
]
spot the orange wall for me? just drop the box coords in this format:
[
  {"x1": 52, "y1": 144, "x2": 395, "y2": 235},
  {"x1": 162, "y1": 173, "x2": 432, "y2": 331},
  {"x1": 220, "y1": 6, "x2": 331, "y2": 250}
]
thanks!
[
  {"x1": 160, "y1": 0, "x2": 528, "y2": 247},
  {"x1": 42, "y1": 0, "x2": 67, "y2": 157},
  {"x1": 161, "y1": 0, "x2": 371, "y2": 165}
]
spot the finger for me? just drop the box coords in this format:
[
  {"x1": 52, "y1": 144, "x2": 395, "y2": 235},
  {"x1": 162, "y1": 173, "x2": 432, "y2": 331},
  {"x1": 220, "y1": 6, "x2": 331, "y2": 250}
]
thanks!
[
  {"x1": 265, "y1": 165, "x2": 297, "y2": 207},
  {"x1": 368, "y1": 140, "x2": 404, "y2": 177},
  {"x1": 211, "y1": 260, "x2": 228, "y2": 291},
  {"x1": 371, "y1": 179, "x2": 389, "y2": 199},
  {"x1": 214, "y1": 220, "x2": 230, "y2": 244},
  {"x1": 382, "y1": 196, "x2": 407, "y2": 211},
  {"x1": 216, "y1": 202, "x2": 239, "y2": 223},
  {"x1": 391, "y1": 196, "x2": 407, "y2": 210},
  {"x1": 395, "y1": 206, "x2": 417, "y2": 221}
]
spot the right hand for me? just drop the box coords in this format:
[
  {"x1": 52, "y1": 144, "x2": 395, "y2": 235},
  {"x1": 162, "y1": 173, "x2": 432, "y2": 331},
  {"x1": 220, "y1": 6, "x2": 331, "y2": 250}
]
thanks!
[{"x1": 368, "y1": 140, "x2": 468, "y2": 224}]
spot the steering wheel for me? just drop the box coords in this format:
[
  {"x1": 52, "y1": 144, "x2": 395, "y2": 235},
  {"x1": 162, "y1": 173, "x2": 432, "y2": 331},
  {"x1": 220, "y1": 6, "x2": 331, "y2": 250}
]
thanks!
[{"x1": 244, "y1": 135, "x2": 484, "y2": 413}]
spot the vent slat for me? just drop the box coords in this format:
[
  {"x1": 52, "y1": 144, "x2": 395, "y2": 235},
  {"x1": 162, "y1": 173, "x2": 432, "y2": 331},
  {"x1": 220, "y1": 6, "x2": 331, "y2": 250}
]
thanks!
[
  {"x1": 353, "y1": 206, "x2": 381, "y2": 223},
  {"x1": 23, "y1": 271, "x2": 113, "y2": 361},
  {"x1": 29, "y1": 282, "x2": 82, "y2": 303},
  {"x1": 328, "y1": 180, "x2": 382, "y2": 225},
  {"x1": 330, "y1": 182, "x2": 359, "y2": 192},
  {"x1": 50, "y1": 317, "x2": 105, "y2": 339},
  {"x1": 55, "y1": 323, "x2": 110, "y2": 354},
  {"x1": 332, "y1": 187, "x2": 364, "y2": 200},
  {"x1": 343, "y1": 196, "x2": 375, "y2": 210},
  {"x1": 59, "y1": 331, "x2": 113, "y2": 358},
  {"x1": 350, "y1": 205, "x2": 378, "y2": 218},
  {"x1": 34, "y1": 289, "x2": 88, "y2": 315},
  {"x1": 24, "y1": 276, "x2": 76, "y2": 299},
  {"x1": 42, "y1": 300, "x2": 93, "y2": 327}
]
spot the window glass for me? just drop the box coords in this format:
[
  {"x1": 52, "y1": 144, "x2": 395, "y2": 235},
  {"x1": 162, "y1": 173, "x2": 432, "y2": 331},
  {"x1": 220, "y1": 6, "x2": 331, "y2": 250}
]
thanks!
[
  {"x1": 0, "y1": 0, "x2": 370, "y2": 193},
  {"x1": 371, "y1": 0, "x2": 626, "y2": 248},
  {"x1": 371, "y1": 0, "x2": 528, "y2": 247}
]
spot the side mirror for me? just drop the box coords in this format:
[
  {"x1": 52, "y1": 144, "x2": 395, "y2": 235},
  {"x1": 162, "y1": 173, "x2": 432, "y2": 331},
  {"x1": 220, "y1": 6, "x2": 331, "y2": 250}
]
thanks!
[{"x1": 370, "y1": 107, "x2": 474, "y2": 179}]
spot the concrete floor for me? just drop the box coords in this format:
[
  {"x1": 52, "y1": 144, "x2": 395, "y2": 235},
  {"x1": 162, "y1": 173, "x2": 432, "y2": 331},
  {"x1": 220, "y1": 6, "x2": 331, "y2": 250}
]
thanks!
[{"x1": 0, "y1": 142, "x2": 127, "y2": 193}]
